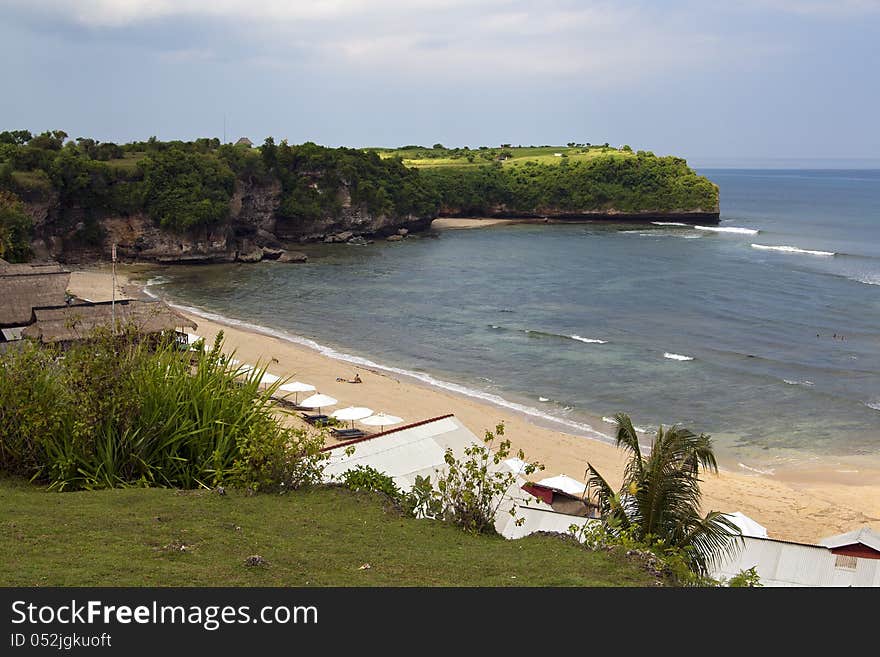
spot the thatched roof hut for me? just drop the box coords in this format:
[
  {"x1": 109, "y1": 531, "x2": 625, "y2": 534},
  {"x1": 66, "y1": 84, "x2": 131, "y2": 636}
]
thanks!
[
  {"x1": 21, "y1": 299, "x2": 197, "y2": 345},
  {"x1": 0, "y1": 263, "x2": 71, "y2": 327}
]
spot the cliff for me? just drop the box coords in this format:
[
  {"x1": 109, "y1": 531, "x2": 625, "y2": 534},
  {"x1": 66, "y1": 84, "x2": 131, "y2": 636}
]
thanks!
[
  {"x1": 2, "y1": 137, "x2": 719, "y2": 266},
  {"x1": 23, "y1": 176, "x2": 433, "y2": 265}
]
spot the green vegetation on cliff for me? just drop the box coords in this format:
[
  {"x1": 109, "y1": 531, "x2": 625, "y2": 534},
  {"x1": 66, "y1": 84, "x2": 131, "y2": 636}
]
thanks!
[
  {"x1": 0, "y1": 190, "x2": 33, "y2": 262},
  {"x1": 372, "y1": 144, "x2": 718, "y2": 215},
  {"x1": 0, "y1": 130, "x2": 439, "y2": 240},
  {"x1": 0, "y1": 131, "x2": 718, "y2": 262},
  {"x1": 261, "y1": 138, "x2": 438, "y2": 222}
]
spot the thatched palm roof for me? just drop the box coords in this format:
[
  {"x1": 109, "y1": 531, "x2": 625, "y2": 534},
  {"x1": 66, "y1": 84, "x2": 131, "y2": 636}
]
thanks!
[
  {"x1": 21, "y1": 299, "x2": 197, "y2": 344},
  {"x1": 0, "y1": 263, "x2": 71, "y2": 327}
]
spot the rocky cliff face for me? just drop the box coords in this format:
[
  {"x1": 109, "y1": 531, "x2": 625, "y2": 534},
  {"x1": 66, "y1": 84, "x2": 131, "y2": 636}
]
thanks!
[
  {"x1": 25, "y1": 178, "x2": 436, "y2": 265},
  {"x1": 439, "y1": 203, "x2": 720, "y2": 224}
]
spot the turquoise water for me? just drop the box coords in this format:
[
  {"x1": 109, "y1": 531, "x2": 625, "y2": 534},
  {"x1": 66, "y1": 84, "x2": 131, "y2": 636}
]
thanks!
[{"x1": 146, "y1": 169, "x2": 880, "y2": 472}]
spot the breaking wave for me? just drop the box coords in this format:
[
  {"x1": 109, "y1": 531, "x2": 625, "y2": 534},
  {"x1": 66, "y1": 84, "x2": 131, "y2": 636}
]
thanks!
[
  {"x1": 570, "y1": 335, "x2": 608, "y2": 344},
  {"x1": 651, "y1": 221, "x2": 688, "y2": 226},
  {"x1": 784, "y1": 379, "x2": 815, "y2": 387},
  {"x1": 738, "y1": 462, "x2": 776, "y2": 476},
  {"x1": 664, "y1": 352, "x2": 694, "y2": 361},
  {"x1": 695, "y1": 225, "x2": 759, "y2": 235},
  {"x1": 751, "y1": 244, "x2": 835, "y2": 257}
]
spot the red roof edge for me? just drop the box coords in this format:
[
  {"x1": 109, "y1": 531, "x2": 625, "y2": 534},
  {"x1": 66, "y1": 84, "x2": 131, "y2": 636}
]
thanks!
[{"x1": 320, "y1": 413, "x2": 456, "y2": 452}]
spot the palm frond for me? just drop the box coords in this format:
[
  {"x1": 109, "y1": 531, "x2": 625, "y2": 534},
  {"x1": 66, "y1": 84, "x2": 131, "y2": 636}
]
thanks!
[{"x1": 613, "y1": 412, "x2": 644, "y2": 482}]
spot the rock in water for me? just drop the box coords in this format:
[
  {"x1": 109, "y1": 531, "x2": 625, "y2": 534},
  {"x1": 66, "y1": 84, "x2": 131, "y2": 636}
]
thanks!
[{"x1": 278, "y1": 251, "x2": 308, "y2": 263}]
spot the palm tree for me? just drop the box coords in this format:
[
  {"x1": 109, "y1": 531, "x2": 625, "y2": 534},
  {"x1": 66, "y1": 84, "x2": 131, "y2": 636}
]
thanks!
[{"x1": 586, "y1": 412, "x2": 741, "y2": 578}]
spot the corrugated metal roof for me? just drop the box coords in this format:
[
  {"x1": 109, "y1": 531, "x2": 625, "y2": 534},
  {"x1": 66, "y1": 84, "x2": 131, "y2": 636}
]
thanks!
[
  {"x1": 819, "y1": 526, "x2": 880, "y2": 552},
  {"x1": 713, "y1": 535, "x2": 880, "y2": 587}
]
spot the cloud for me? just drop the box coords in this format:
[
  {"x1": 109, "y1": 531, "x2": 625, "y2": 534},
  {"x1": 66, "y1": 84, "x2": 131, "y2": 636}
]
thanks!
[
  {"x1": 5, "y1": 0, "x2": 499, "y2": 27},
  {"x1": 747, "y1": 0, "x2": 880, "y2": 16},
  {"x1": 2, "y1": 1, "x2": 784, "y2": 85}
]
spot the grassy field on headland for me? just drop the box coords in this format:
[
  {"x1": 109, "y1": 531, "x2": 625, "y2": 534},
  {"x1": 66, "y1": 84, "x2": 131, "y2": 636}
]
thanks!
[
  {"x1": 372, "y1": 144, "x2": 633, "y2": 169},
  {"x1": 0, "y1": 477, "x2": 660, "y2": 587}
]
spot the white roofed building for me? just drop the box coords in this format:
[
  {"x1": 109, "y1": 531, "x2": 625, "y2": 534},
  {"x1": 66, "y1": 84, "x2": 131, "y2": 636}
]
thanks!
[{"x1": 322, "y1": 414, "x2": 546, "y2": 536}]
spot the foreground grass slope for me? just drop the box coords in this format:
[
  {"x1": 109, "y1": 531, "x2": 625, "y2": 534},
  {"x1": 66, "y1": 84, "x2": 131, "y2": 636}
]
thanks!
[{"x1": 0, "y1": 478, "x2": 659, "y2": 587}]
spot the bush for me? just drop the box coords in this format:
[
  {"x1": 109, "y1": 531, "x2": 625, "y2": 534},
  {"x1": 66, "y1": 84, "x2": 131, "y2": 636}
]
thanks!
[
  {"x1": 0, "y1": 330, "x2": 326, "y2": 491},
  {"x1": 411, "y1": 423, "x2": 543, "y2": 534},
  {"x1": 338, "y1": 465, "x2": 404, "y2": 503}
]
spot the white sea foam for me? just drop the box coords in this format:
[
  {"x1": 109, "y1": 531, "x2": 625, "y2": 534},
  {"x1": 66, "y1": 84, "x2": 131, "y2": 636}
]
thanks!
[
  {"x1": 601, "y1": 416, "x2": 651, "y2": 433},
  {"x1": 159, "y1": 300, "x2": 618, "y2": 444},
  {"x1": 663, "y1": 352, "x2": 694, "y2": 361},
  {"x1": 538, "y1": 397, "x2": 549, "y2": 402},
  {"x1": 570, "y1": 335, "x2": 607, "y2": 344},
  {"x1": 682, "y1": 235, "x2": 702, "y2": 239},
  {"x1": 751, "y1": 244, "x2": 835, "y2": 257},
  {"x1": 866, "y1": 401, "x2": 880, "y2": 412},
  {"x1": 695, "y1": 225, "x2": 759, "y2": 235},
  {"x1": 143, "y1": 276, "x2": 170, "y2": 299},
  {"x1": 852, "y1": 274, "x2": 880, "y2": 286},
  {"x1": 651, "y1": 221, "x2": 688, "y2": 226},
  {"x1": 738, "y1": 462, "x2": 776, "y2": 476},
  {"x1": 783, "y1": 379, "x2": 814, "y2": 387}
]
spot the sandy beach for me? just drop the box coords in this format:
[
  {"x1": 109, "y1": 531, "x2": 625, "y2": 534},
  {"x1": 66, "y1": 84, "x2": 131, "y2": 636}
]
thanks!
[
  {"x1": 68, "y1": 267, "x2": 880, "y2": 543},
  {"x1": 431, "y1": 217, "x2": 522, "y2": 230}
]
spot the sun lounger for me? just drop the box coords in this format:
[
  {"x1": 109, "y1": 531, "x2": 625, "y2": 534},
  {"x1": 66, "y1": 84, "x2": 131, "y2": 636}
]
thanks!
[
  {"x1": 301, "y1": 413, "x2": 330, "y2": 425},
  {"x1": 331, "y1": 428, "x2": 366, "y2": 439},
  {"x1": 272, "y1": 396, "x2": 308, "y2": 410}
]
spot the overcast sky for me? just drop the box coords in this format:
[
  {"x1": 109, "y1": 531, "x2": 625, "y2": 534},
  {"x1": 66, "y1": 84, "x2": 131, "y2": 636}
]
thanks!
[{"x1": 2, "y1": 0, "x2": 878, "y2": 165}]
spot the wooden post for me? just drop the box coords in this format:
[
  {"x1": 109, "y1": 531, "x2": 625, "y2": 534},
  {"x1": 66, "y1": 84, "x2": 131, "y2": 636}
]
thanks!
[{"x1": 111, "y1": 242, "x2": 117, "y2": 329}]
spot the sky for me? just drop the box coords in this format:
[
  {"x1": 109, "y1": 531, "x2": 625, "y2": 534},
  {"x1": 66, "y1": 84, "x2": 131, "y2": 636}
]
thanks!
[{"x1": 1, "y1": 0, "x2": 879, "y2": 166}]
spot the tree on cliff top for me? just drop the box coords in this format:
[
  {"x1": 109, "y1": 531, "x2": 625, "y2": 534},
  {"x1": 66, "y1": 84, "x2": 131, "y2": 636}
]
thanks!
[{"x1": 140, "y1": 147, "x2": 235, "y2": 232}]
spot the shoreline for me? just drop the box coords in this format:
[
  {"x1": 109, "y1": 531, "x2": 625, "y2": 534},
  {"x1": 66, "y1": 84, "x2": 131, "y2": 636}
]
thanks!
[{"x1": 68, "y1": 266, "x2": 880, "y2": 543}]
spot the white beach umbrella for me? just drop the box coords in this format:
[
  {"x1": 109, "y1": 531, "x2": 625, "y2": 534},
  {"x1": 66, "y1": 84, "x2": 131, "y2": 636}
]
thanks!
[
  {"x1": 277, "y1": 381, "x2": 316, "y2": 403},
  {"x1": 331, "y1": 406, "x2": 374, "y2": 429},
  {"x1": 258, "y1": 372, "x2": 281, "y2": 387},
  {"x1": 186, "y1": 332, "x2": 203, "y2": 347},
  {"x1": 724, "y1": 511, "x2": 768, "y2": 538},
  {"x1": 360, "y1": 412, "x2": 403, "y2": 432},
  {"x1": 503, "y1": 457, "x2": 529, "y2": 475},
  {"x1": 299, "y1": 393, "x2": 338, "y2": 414},
  {"x1": 536, "y1": 474, "x2": 587, "y2": 498}
]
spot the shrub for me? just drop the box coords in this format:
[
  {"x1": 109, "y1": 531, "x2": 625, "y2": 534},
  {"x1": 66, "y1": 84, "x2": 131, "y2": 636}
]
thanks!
[
  {"x1": 0, "y1": 330, "x2": 326, "y2": 491},
  {"x1": 412, "y1": 423, "x2": 543, "y2": 534},
  {"x1": 338, "y1": 465, "x2": 404, "y2": 503}
]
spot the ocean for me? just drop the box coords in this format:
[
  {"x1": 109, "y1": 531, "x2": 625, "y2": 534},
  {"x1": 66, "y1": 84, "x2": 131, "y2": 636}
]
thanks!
[{"x1": 144, "y1": 169, "x2": 880, "y2": 474}]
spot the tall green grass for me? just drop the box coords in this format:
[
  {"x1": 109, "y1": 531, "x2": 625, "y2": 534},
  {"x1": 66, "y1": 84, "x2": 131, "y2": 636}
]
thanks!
[{"x1": 0, "y1": 329, "x2": 325, "y2": 491}]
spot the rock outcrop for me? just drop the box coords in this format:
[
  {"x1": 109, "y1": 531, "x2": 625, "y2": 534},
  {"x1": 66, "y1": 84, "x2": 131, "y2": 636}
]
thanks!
[{"x1": 24, "y1": 177, "x2": 434, "y2": 265}]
